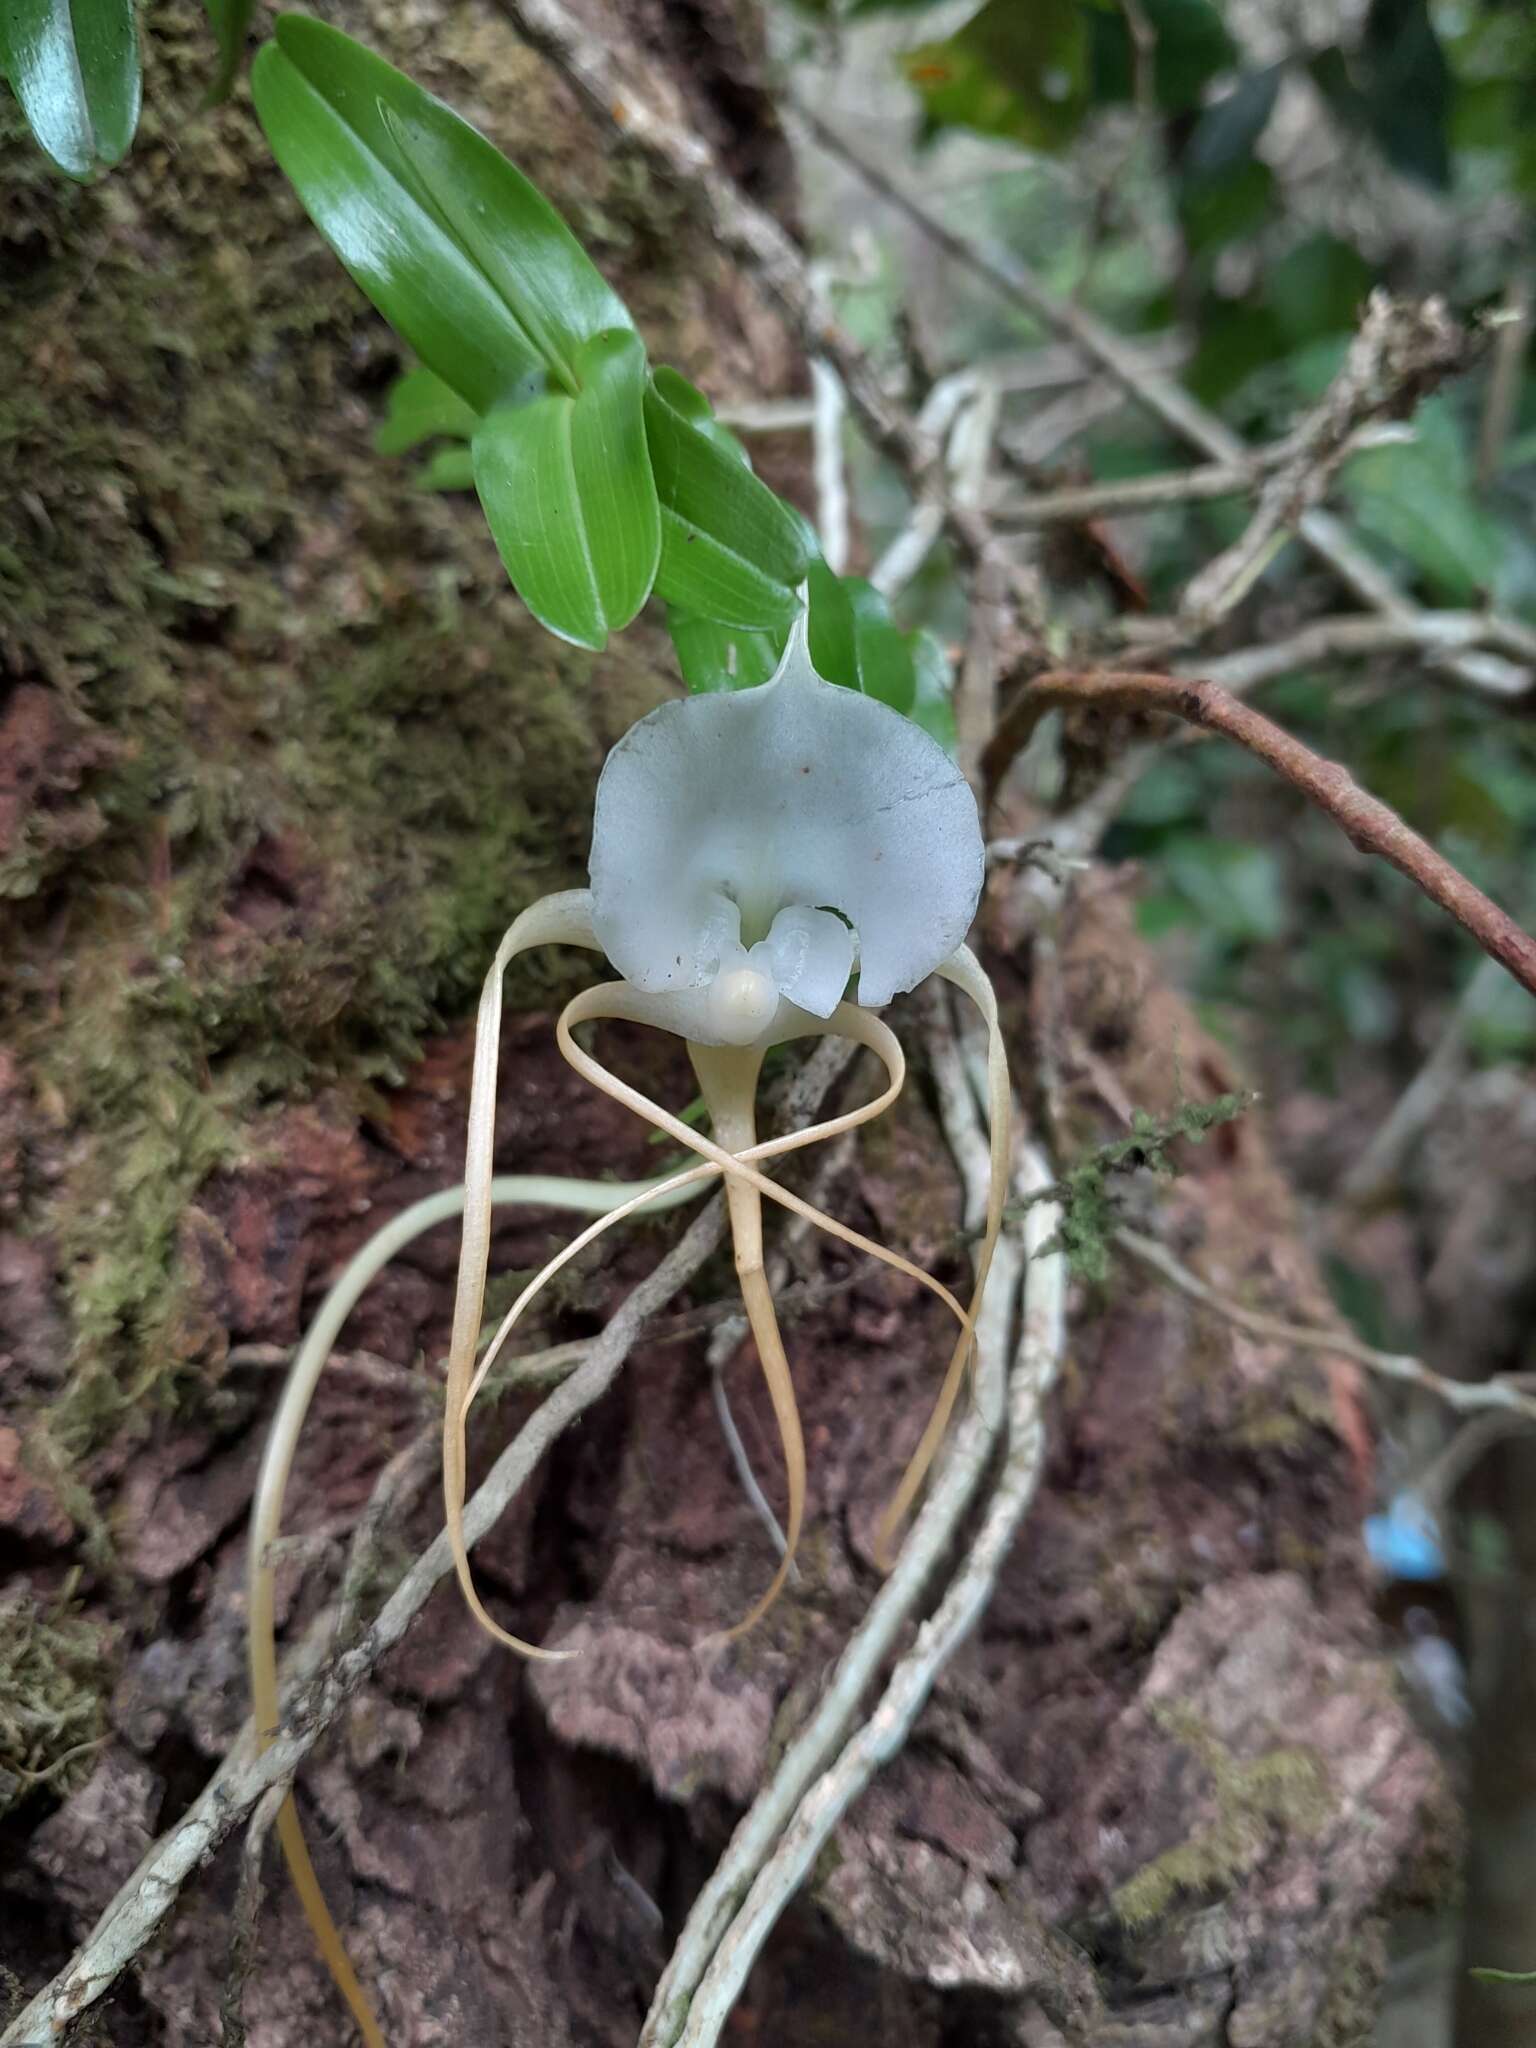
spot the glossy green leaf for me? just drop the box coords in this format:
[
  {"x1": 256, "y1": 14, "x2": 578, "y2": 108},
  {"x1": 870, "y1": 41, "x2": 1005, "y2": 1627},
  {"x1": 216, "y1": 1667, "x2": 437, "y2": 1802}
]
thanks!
[
  {"x1": 376, "y1": 93, "x2": 632, "y2": 385},
  {"x1": 845, "y1": 577, "x2": 916, "y2": 716},
  {"x1": 252, "y1": 18, "x2": 545, "y2": 411},
  {"x1": 804, "y1": 560, "x2": 923, "y2": 718},
  {"x1": 473, "y1": 328, "x2": 659, "y2": 650},
  {"x1": 907, "y1": 630, "x2": 957, "y2": 752},
  {"x1": 668, "y1": 610, "x2": 785, "y2": 693},
  {"x1": 650, "y1": 367, "x2": 753, "y2": 467},
  {"x1": 202, "y1": 0, "x2": 253, "y2": 102},
  {"x1": 415, "y1": 445, "x2": 476, "y2": 492},
  {"x1": 804, "y1": 555, "x2": 859, "y2": 689},
  {"x1": 646, "y1": 371, "x2": 811, "y2": 629},
  {"x1": 0, "y1": 0, "x2": 141, "y2": 180},
  {"x1": 375, "y1": 366, "x2": 479, "y2": 456}
]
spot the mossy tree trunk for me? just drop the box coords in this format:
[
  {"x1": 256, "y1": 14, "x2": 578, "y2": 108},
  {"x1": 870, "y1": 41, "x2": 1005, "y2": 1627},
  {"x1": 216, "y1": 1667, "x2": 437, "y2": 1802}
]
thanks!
[{"x1": 1, "y1": 5, "x2": 1450, "y2": 2044}]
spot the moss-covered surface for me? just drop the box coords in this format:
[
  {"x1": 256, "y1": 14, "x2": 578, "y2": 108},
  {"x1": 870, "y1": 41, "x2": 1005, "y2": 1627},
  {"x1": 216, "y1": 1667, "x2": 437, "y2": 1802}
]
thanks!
[
  {"x1": 0, "y1": 1583, "x2": 110, "y2": 1814},
  {"x1": 1112, "y1": 1703, "x2": 1333, "y2": 1932},
  {"x1": 0, "y1": 0, "x2": 777, "y2": 1460}
]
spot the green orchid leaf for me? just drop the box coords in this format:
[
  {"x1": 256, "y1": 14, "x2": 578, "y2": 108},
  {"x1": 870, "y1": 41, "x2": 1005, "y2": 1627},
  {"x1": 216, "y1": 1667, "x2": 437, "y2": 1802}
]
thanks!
[
  {"x1": 845, "y1": 575, "x2": 916, "y2": 716},
  {"x1": 803, "y1": 555, "x2": 858, "y2": 686},
  {"x1": 415, "y1": 445, "x2": 476, "y2": 491},
  {"x1": 646, "y1": 371, "x2": 810, "y2": 629},
  {"x1": 377, "y1": 95, "x2": 632, "y2": 387},
  {"x1": 668, "y1": 610, "x2": 785, "y2": 693},
  {"x1": 803, "y1": 561, "x2": 922, "y2": 717},
  {"x1": 907, "y1": 628, "x2": 956, "y2": 751},
  {"x1": 375, "y1": 366, "x2": 479, "y2": 456},
  {"x1": 252, "y1": 17, "x2": 546, "y2": 411},
  {"x1": 473, "y1": 327, "x2": 659, "y2": 650},
  {"x1": 650, "y1": 367, "x2": 753, "y2": 467},
  {"x1": 0, "y1": 0, "x2": 141, "y2": 180},
  {"x1": 202, "y1": 0, "x2": 253, "y2": 102}
]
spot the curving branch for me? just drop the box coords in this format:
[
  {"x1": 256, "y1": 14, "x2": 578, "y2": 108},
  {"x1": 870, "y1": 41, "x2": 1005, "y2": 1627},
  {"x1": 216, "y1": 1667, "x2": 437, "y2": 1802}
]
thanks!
[{"x1": 1014, "y1": 667, "x2": 1536, "y2": 999}]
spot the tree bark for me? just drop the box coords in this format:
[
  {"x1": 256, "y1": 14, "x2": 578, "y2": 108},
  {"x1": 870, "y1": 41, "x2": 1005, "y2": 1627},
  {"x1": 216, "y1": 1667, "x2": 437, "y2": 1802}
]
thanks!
[{"x1": 0, "y1": 4, "x2": 1451, "y2": 2043}]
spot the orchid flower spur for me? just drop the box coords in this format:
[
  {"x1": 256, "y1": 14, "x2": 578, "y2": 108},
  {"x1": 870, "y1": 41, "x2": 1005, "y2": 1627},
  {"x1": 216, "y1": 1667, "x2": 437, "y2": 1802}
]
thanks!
[
  {"x1": 444, "y1": 613, "x2": 1011, "y2": 1659},
  {"x1": 242, "y1": 26, "x2": 1011, "y2": 2042},
  {"x1": 247, "y1": 618, "x2": 1011, "y2": 2044}
]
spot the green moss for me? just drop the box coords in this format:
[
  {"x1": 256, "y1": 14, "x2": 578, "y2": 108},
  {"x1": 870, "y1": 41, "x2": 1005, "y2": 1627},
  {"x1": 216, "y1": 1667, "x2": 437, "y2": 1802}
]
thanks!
[
  {"x1": 1112, "y1": 1704, "x2": 1332, "y2": 1931},
  {"x1": 1015, "y1": 1091, "x2": 1252, "y2": 1284},
  {"x1": 0, "y1": 2, "x2": 713, "y2": 1462},
  {"x1": 0, "y1": 1581, "x2": 110, "y2": 1815}
]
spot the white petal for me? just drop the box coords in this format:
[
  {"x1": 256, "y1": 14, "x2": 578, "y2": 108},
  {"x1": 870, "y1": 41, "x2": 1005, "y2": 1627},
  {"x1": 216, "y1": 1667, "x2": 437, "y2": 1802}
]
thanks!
[
  {"x1": 764, "y1": 905, "x2": 854, "y2": 1018},
  {"x1": 589, "y1": 620, "x2": 982, "y2": 1007}
]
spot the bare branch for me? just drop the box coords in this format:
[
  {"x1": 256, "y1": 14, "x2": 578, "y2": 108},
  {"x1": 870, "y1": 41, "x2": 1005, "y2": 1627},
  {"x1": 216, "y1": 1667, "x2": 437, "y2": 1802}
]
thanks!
[
  {"x1": 1177, "y1": 294, "x2": 1467, "y2": 630},
  {"x1": 1014, "y1": 667, "x2": 1536, "y2": 998},
  {"x1": 790, "y1": 102, "x2": 1536, "y2": 700},
  {"x1": 1116, "y1": 1227, "x2": 1536, "y2": 1429},
  {"x1": 642, "y1": 993, "x2": 1043, "y2": 2048},
  {"x1": 664, "y1": 1116, "x2": 1067, "y2": 2046}
]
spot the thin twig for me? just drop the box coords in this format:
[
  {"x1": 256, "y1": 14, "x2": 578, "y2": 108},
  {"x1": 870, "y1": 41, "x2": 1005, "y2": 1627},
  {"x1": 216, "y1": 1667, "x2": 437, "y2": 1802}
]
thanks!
[
  {"x1": 1172, "y1": 611, "x2": 1536, "y2": 696},
  {"x1": 789, "y1": 102, "x2": 1536, "y2": 701},
  {"x1": 641, "y1": 993, "x2": 1030, "y2": 2048},
  {"x1": 1475, "y1": 275, "x2": 1532, "y2": 491},
  {"x1": 0, "y1": 1044, "x2": 858, "y2": 2046},
  {"x1": 666, "y1": 1125, "x2": 1065, "y2": 2047},
  {"x1": 1013, "y1": 668, "x2": 1536, "y2": 998},
  {"x1": 1115, "y1": 1227, "x2": 1536, "y2": 1426},
  {"x1": 1338, "y1": 955, "x2": 1510, "y2": 1204},
  {"x1": 993, "y1": 427, "x2": 1412, "y2": 530},
  {"x1": 810, "y1": 357, "x2": 850, "y2": 573},
  {"x1": 1177, "y1": 293, "x2": 1467, "y2": 632}
]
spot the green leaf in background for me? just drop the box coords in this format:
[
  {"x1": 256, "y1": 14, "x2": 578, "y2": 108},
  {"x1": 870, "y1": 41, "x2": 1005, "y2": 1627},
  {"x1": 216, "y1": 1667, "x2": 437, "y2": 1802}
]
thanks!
[
  {"x1": 646, "y1": 369, "x2": 811, "y2": 629},
  {"x1": 376, "y1": 93, "x2": 633, "y2": 388},
  {"x1": 1268, "y1": 233, "x2": 1375, "y2": 347},
  {"x1": 904, "y1": 0, "x2": 1089, "y2": 152},
  {"x1": 1359, "y1": 0, "x2": 1451, "y2": 189},
  {"x1": 1309, "y1": 0, "x2": 1451, "y2": 191},
  {"x1": 1155, "y1": 836, "x2": 1287, "y2": 944},
  {"x1": 1184, "y1": 63, "x2": 1284, "y2": 179},
  {"x1": 202, "y1": 0, "x2": 254, "y2": 103},
  {"x1": 415, "y1": 445, "x2": 476, "y2": 492},
  {"x1": 473, "y1": 328, "x2": 659, "y2": 650},
  {"x1": 1342, "y1": 398, "x2": 1504, "y2": 605},
  {"x1": 1087, "y1": 0, "x2": 1235, "y2": 116},
  {"x1": 0, "y1": 0, "x2": 141, "y2": 180},
  {"x1": 668, "y1": 611, "x2": 785, "y2": 692},
  {"x1": 252, "y1": 17, "x2": 547, "y2": 412},
  {"x1": 374, "y1": 365, "x2": 479, "y2": 456}
]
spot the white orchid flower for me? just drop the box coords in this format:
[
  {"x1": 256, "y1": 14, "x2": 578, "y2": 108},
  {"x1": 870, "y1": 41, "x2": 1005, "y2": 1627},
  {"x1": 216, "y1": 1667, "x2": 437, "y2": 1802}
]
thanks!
[
  {"x1": 247, "y1": 614, "x2": 1013, "y2": 2048},
  {"x1": 441, "y1": 618, "x2": 1012, "y2": 1657}
]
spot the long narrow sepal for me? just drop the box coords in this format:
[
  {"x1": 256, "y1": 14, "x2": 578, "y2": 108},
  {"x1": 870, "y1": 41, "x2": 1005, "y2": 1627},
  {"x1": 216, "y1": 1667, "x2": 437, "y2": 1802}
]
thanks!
[
  {"x1": 442, "y1": 891, "x2": 600, "y2": 1660},
  {"x1": 874, "y1": 944, "x2": 1011, "y2": 1566}
]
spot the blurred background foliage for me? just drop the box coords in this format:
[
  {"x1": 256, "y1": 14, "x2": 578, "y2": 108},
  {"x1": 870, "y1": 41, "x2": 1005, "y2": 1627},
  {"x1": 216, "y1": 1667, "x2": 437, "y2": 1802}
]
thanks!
[
  {"x1": 777, "y1": 0, "x2": 1536, "y2": 1113},
  {"x1": 770, "y1": 14, "x2": 1536, "y2": 2027}
]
